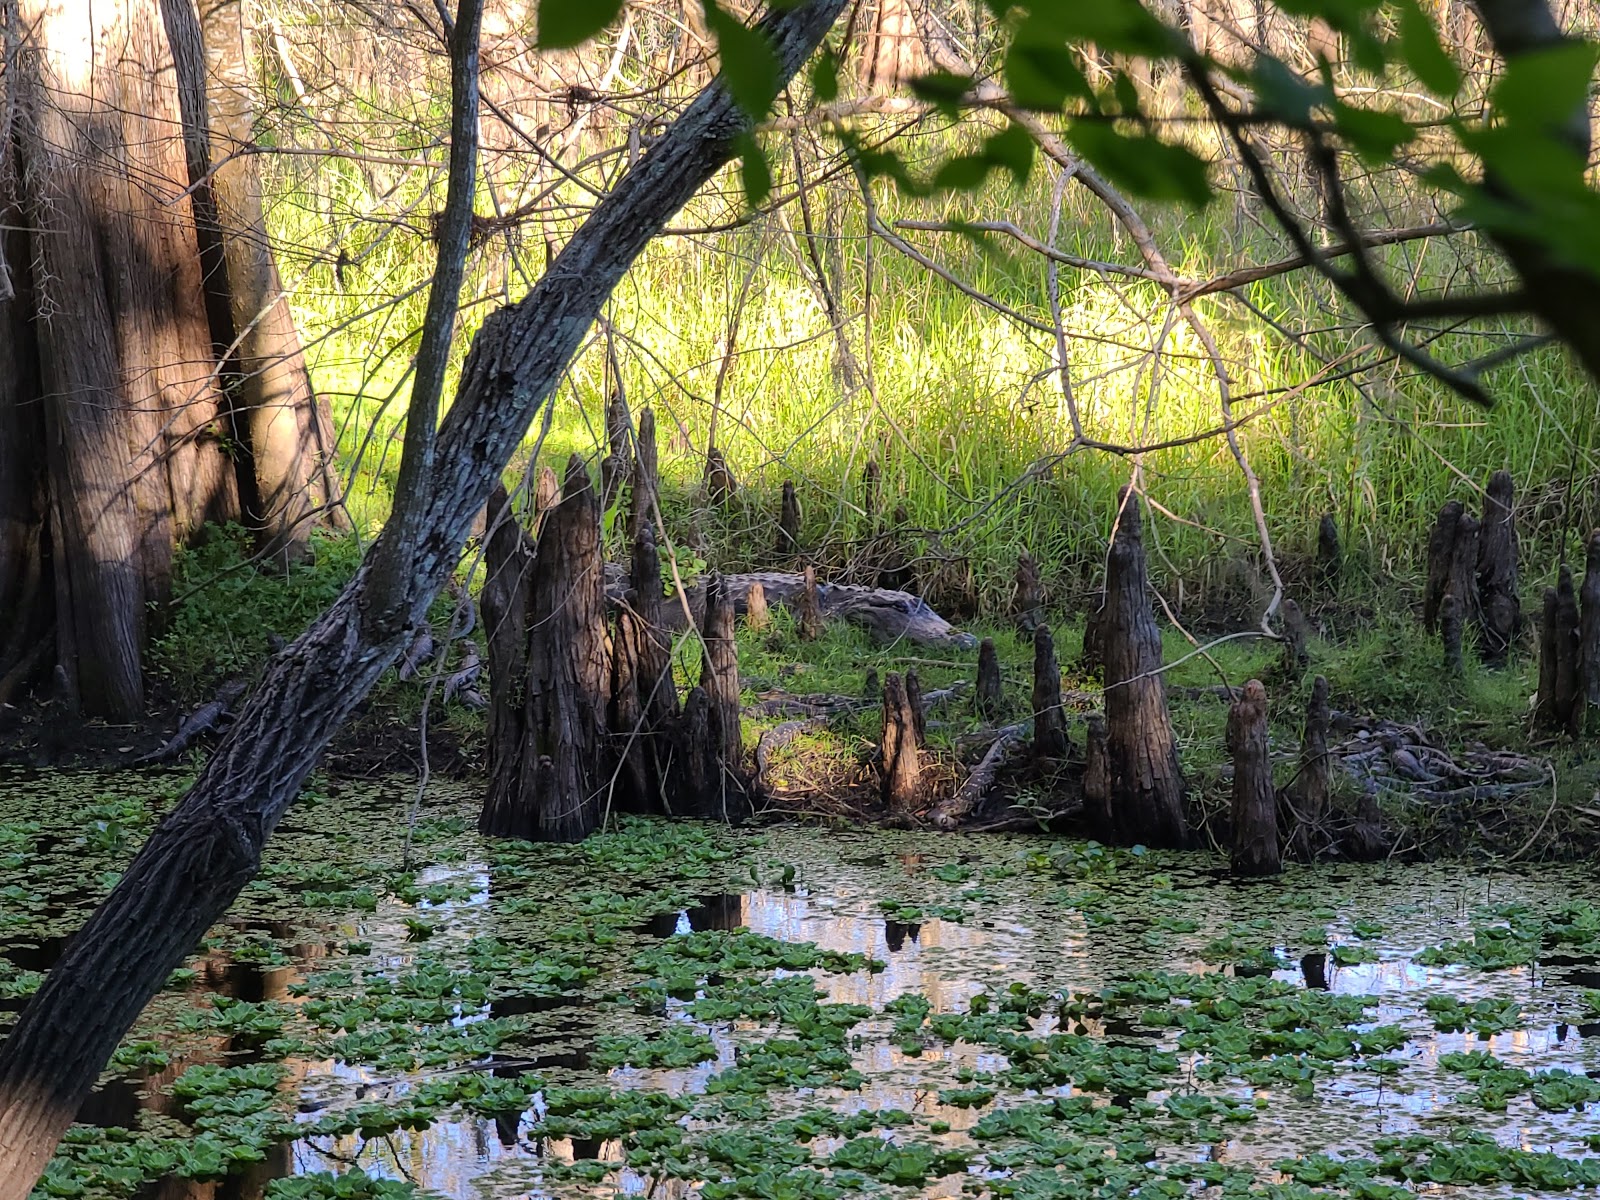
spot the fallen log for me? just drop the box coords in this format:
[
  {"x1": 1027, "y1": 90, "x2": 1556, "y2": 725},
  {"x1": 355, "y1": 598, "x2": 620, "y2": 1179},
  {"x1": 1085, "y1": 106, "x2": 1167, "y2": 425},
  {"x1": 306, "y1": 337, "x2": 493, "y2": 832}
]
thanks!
[{"x1": 601, "y1": 565, "x2": 977, "y2": 648}]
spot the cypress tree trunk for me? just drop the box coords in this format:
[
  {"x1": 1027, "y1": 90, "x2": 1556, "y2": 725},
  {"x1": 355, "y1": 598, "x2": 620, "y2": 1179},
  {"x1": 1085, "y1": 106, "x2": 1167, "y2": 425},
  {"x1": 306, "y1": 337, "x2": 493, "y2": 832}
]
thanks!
[
  {"x1": 0, "y1": 5, "x2": 847, "y2": 1188},
  {"x1": 1228, "y1": 679, "x2": 1279, "y2": 877},
  {"x1": 1099, "y1": 490, "x2": 1189, "y2": 847}
]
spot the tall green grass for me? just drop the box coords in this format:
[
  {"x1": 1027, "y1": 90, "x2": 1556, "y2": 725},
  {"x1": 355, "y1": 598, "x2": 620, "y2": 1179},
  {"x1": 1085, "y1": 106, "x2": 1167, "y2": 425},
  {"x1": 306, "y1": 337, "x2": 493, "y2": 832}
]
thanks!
[{"x1": 260, "y1": 96, "x2": 1600, "y2": 623}]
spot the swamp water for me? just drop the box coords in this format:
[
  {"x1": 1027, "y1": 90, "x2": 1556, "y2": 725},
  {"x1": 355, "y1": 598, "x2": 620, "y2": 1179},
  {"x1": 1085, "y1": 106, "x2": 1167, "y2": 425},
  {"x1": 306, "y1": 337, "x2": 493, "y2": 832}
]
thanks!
[{"x1": 6, "y1": 772, "x2": 1600, "y2": 1199}]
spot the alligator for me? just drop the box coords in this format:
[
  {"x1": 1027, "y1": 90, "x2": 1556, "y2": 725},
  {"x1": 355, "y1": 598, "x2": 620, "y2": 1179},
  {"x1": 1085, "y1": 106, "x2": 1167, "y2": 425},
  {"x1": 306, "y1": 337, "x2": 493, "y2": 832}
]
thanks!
[{"x1": 603, "y1": 566, "x2": 976, "y2": 650}]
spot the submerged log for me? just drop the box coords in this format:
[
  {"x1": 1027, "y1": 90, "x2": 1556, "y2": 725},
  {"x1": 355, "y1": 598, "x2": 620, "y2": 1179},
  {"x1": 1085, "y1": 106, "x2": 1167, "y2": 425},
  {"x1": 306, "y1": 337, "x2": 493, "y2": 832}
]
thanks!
[
  {"x1": 797, "y1": 565, "x2": 824, "y2": 641},
  {"x1": 777, "y1": 480, "x2": 802, "y2": 557},
  {"x1": 976, "y1": 637, "x2": 1003, "y2": 720},
  {"x1": 1580, "y1": 531, "x2": 1600, "y2": 713},
  {"x1": 629, "y1": 407, "x2": 660, "y2": 541},
  {"x1": 482, "y1": 457, "x2": 611, "y2": 843},
  {"x1": 1281, "y1": 675, "x2": 1331, "y2": 859},
  {"x1": 1316, "y1": 514, "x2": 1341, "y2": 589},
  {"x1": 1228, "y1": 680, "x2": 1279, "y2": 877},
  {"x1": 704, "y1": 444, "x2": 738, "y2": 506},
  {"x1": 1423, "y1": 500, "x2": 1463, "y2": 634},
  {"x1": 1031, "y1": 624, "x2": 1069, "y2": 761},
  {"x1": 745, "y1": 580, "x2": 770, "y2": 631},
  {"x1": 1440, "y1": 594, "x2": 1465, "y2": 677},
  {"x1": 880, "y1": 672, "x2": 924, "y2": 818},
  {"x1": 1476, "y1": 470, "x2": 1519, "y2": 666},
  {"x1": 1099, "y1": 490, "x2": 1189, "y2": 847},
  {"x1": 1011, "y1": 551, "x2": 1043, "y2": 632}
]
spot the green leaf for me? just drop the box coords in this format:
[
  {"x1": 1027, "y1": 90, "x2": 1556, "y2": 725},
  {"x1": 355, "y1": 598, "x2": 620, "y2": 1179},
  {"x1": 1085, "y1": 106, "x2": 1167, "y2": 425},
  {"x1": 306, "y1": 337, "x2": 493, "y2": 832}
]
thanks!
[
  {"x1": 1491, "y1": 41, "x2": 1599, "y2": 128},
  {"x1": 933, "y1": 155, "x2": 992, "y2": 191},
  {"x1": 736, "y1": 133, "x2": 773, "y2": 207},
  {"x1": 909, "y1": 69, "x2": 973, "y2": 116},
  {"x1": 1394, "y1": 0, "x2": 1461, "y2": 95},
  {"x1": 536, "y1": 0, "x2": 624, "y2": 50},
  {"x1": 703, "y1": 1, "x2": 783, "y2": 117},
  {"x1": 1249, "y1": 57, "x2": 1329, "y2": 126},
  {"x1": 985, "y1": 121, "x2": 1035, "y2": 186},
  {"x1": 1066, "y1": 120, "x2": 1212, "y2": 207},
  {"x1": 810, "y1": 47, "x2": 839, "y2": 104},
  {"x1": 1018, "y1": 0, "x2": 1174, "y2": 58},
  {"x1": 1331, "y1": 100, "x2": 1415, "y2": 163},
  {"x1": 1005, "y1": 41, "x2": 1091, "y2": 111}
]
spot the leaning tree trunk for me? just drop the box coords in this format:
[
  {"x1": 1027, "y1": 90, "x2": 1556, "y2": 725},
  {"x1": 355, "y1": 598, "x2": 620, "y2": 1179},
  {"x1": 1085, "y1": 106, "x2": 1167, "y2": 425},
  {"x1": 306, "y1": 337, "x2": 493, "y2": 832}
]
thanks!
[
  {"x1": 1099, "y1": 490, "x2": 1190, "y2": 848},
  {"x1": 0, "y1": 0, "x2": 246, "y2": 718},
  {"x1": 0, "y1": 8, "x2": 846, "y2": 1188},
  {"x1": 178, "y1": 0, "x2": 345, "y2": 567}
]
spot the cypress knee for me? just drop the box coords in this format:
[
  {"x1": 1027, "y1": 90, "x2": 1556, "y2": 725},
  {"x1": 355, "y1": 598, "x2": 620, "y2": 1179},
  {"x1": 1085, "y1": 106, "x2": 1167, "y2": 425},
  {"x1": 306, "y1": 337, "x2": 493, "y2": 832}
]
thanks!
[
  {"x1": 698, "y1": 572, "x2": 748, "y2": 817},
  {"x1": 1476, "y1": 470, "x2": 1519, "y2": 666},
  {"x1": 1011, "y1": 551, "x2": 1043, "y2": 633},
  {"x1": 1316, "y1": 514, "x2": 1341, "y2": 590},
  {"x1": 481, "y1": 456, "x2": 610, "y2": 842},
  {"x1": 1579, "y1": 531, "x2": 1600, "y2": 713},
  {"x1": 906, "y1": 668, "x2": 927, "y2": 748},
  {"x1": 610, "y1": 595, "x2": 653, "y2": 812},
  {"x1": 704, "y1": 444, "x2": 737, "y2": 505},
  {"x1": 1423, "y1": 500, "x2": 1462, "y2": 634},
  {"x1": 1228, "y1": 679, "x2": 1279, "y2": 877},
  {"x1": 797, "y1": 566, "x2": 824, "y2": 641},
  {"x1": 863, "y1": 458, "x2": 882, "y2": 522},
  {"x1": 1083, "y1": 713, "x2": 1111, "y2": 834},
  {"x1": 1032, "y1": 624, "x2": 1068, "y2": 761},
  {"x1": 1281, "y1": 675, "x2": 1331, "y2": 860},
  {"x1": 877, "y1": 504, "x2": 915, "y2": 592},
  {"x1": 1279, "y1": 598, "x2": 1310, "y2": 679},
  {"x1": 481, "y1": 485, "x2": 535, "y2": 837},
  {"x1": 1536, "y1": 570, "x2": 1583, "y2": 734},
  {"x1": 976, "y1": 637, "x2": 1003, "y2": 720},
  {"x1": 1444, "y1": 511, "x2": 1481, "y2": 642},
  {"x1": 600, "y1": 387, "x2": 633, "y2": 512},
  {"x1": 777, "y1": 480, "x2": 802, "y2": 557},
  {"x1": 1099, "y1": 489, "x2": 1189, "y2": 847},
  {"x1": 745, "y1": 580, "x2": 771, "y2": 631},
  {"x1": 880, "y1": 672, "x2": 923, "y2": 819},
  {"x1": 629, "y1": 406, "x2": 660, "y2": 540},
  {"x1": 1440, "y1": 594, "x2": 1465, "y2": 677}
]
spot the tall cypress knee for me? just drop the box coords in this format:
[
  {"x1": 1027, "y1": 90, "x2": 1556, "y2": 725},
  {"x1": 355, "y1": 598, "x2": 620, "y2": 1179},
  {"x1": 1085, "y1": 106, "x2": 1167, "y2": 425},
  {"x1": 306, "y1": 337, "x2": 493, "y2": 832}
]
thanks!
[
  {"x1": 1476, "y1": 470, "x2": 1519, "y2": 666},
  {"x1": 1099, "y1": 489, "x2": 1189, "y2": 847},
  {"x1": 1228, "y1": 680, "x2": 1279, "y2": 877}
]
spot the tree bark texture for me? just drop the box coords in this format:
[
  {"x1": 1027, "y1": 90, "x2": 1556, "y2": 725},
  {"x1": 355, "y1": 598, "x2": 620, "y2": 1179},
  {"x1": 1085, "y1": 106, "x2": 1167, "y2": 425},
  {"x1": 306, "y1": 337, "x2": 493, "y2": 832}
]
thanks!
[
  {"x1": 1228, "y1": 679, "x2": 1279, "y2": 877},
  {"x1": 1581, "y1": 530, "x2": 1600, "y2": 712},
  {"x1": 1281, "y1": 674, "x2": 1330, "y2": 860},
  {"x1": 697, "y1": 571, "x2": 747, "y2": 816},
  {"x1": 1082, "y1": 713, "x2": 1112, "y2": 834},
  {"x1": 1099, "y1": 490, "x2": 1190, "y2": 848},
  {"x1": 1011, "y1": 550, "x2": 1043, "y2": 632},
  {"x1": 976, "y1": 636, "x2": 1002, "y2": 721},
  {"x1": 601, "y1": 385, "x2": 633, "y2": 514},
  {"x1": 628, "y1": 406, "x2": 659, "y2": 541},
  {"x1": 797, "y1": 564, "x2": 824, "y2": 640},
  {"x1": 1423, "y1": 500, "x2": 1463, "y2": 635},
  {"x1": 880, "y1": 671, "x2": 923, "y2": 818},
  {"x1": 1, "y1": 0, "x2": 248, "y2": 718},
  {"x1": 745, "y1": 580, "x2": 771, "y2": 631},
  {"x1": 777, "y1": 480, "x2": 801, "y2": 558},
  {"x1": 181, "y1": 0, "x2": 345, "y2": 566},
  {"x1": 1476, "y1": 470, "x2": 1518, "y2": 666},
  {"x1": 480, "y1": 456, "x2": 611, "y2": 843},
  {"x1": 1444, "y1": 511, "x2": 1481, "y2": 645},
  {"x1": 1316, "y1": 513, "x2": 1341, "y2": 590},
  {"x1": 480, "y1": 484, "x2": 534, "y2": 832},
  {"x1": 0, "y1": 6, "x2": 847, "y2": 1185},
  {"x1": 1031, "y1": 624, "x2": 1068, "y2": 761},
  {"x1": 1278, "y1": 597, "x2": 1310, "y2": 679},
  {"x1": 1440, "y1": 593, "x2": 1465, "y2": 677}
]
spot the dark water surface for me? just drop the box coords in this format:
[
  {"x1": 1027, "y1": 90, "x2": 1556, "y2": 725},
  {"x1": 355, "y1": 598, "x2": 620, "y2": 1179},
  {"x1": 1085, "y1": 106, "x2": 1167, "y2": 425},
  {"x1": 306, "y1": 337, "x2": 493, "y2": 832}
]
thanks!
[{"x1": 5, "y1": 771, "x2": 1600, "y2": 1198}]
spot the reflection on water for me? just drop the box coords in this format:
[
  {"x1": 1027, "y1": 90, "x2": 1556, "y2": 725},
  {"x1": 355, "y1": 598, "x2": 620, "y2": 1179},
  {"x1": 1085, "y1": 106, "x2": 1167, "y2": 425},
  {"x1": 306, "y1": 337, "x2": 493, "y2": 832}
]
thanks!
[{"x1": 24, "y1": 823, "x2": 1600, "y2": 1198}]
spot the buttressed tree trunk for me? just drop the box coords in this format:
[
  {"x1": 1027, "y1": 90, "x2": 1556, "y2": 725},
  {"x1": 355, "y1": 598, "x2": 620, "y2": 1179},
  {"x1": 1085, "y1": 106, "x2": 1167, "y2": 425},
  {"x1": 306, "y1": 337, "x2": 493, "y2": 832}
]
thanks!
[
  {"x1": 0, "y1": 5, "x2": 847, "y2": 1188},
  {"x1": 193, "y1": 0, "x2": 345, "y2": 565},
  {"x1": 0, "y1": 0, "x2": 244, "y2": 719}
]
